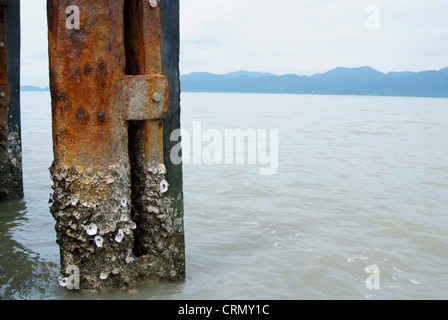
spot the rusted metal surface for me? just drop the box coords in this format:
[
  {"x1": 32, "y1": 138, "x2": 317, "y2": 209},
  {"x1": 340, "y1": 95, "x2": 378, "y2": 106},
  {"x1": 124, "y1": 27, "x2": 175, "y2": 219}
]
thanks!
[
  {"x1": 0, "y1": 82, "x2": 10, "y2": 107},
  {"x1": 0, "y1": 1, "x2": 9, "y2": 140},
  {"x1": 124, "y1": 0, "x2": 162, "y2": 75},
  {"x1": 1, "y1": 0, "x2": 23, "y2": 201},
  {"x1": 48, "y1": 0, "x2": 184, "y2": 291},
  {"x1": 0, "y1": 0, "x2": 8, "y2": 200},
  {"x1": 124, "y1": 0, "x2": 168, "y2": 162},
  {"x1": 48, "y1": 0, "x2": 126, "y2": 169},
  {"x1": 121, "y1": 75, "x2": 168, "y2": 121},
  {"x1": 123, "y1": 0, "x2": 175, "y2": 267}
]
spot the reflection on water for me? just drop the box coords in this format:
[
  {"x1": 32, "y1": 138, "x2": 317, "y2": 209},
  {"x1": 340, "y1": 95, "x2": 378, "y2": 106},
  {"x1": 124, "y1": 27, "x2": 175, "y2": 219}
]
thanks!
[
  {"x1": 0, "y1": 199, "x2": 59, "y2": 299},
  {"x1": 1, "y1": 92, "x2": 448, "y2": 300}
]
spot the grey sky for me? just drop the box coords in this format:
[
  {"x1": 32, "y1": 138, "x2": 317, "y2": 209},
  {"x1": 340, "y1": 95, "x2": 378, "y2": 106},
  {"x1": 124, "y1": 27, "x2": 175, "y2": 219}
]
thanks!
[{"x1": 20, "y1": 0, "x2": 448, "y2": 87}]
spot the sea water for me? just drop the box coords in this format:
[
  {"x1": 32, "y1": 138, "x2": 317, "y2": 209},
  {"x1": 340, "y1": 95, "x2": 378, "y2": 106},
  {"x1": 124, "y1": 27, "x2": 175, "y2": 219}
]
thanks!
[{"x1": 0, "y1": 92, "x2": 447, "y2": 300}]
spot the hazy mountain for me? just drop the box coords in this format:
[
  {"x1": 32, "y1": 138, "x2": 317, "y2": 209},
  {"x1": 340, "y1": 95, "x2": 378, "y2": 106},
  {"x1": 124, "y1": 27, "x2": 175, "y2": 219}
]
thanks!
[
  {"x1": 438, "y1": 67, "x2": 448, "y2": 74},
  {"x1": 312, "y1": 66, "x2": 386, "y2": 81},
  {"x1": 21, "y1": 85, "x2": 49, "y2": 91},
  {"x1": 386, "y1": 71, "x2": 415, "y2": 78},
  {"x1": 224, "y1": 70, "x2": 276, "y2": 78},
  {"x1": 181, "y1": 67, "x2": 448, "y2": 97}
]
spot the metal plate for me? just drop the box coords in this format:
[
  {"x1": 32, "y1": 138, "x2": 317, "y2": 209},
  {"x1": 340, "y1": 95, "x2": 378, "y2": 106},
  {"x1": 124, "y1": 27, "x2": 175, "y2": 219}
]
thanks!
[{"x1": 121, "y1": 75, "x2": 169, "y2": 121}]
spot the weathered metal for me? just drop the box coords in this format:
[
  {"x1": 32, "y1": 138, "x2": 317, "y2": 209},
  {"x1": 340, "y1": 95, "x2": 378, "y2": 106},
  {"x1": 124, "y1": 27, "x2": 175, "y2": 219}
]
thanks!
[
  {"x1": 48, "y1": 0, "x2": 184, "y2": 292},
  {"x1": 0, "y1": 0, "x2": 23, "y2": 201},
  {"x1": 121, "y1": 75, "x2": 169, "y2": 121},
  {"x1": 0, "y1": 1, "x2": 7, "y2": 146}
]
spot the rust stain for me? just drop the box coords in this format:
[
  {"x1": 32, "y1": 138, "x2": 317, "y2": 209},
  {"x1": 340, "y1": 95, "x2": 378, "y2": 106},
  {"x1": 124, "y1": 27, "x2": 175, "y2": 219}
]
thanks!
[
  {"x1": 124, "y1": 0, "x2": 162, "y2": 75},
  {"x1": 48, "y1": 0, "x2": 125, "y2": 168}
]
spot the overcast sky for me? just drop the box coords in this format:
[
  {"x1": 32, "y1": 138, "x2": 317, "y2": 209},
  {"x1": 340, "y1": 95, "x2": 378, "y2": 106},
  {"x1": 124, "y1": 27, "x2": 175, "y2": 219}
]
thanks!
[{"x1": 20, "y1": 0, "x2": 448, "y2": 87}]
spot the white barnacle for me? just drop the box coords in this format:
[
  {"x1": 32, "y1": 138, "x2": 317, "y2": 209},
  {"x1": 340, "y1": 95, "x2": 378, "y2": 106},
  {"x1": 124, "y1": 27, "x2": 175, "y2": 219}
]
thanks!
[
  {"x1": 125, "y1": 251, "x2": 134, "y2": 264},
  {"x1": 147, "y1": 206, "x2": 160, "y2": 214},
  {"x1": 158, "y1": 164, "x2": 166, "y2": 174},
  {"x1": 120, "y1": 214, "x2": 129, "y2": 222},
  {"x1": 70, "y1": 195, "x2": 79, "y2": 206},
  {"x1": 106, "y1": 177, "x2": 115, "y2": 184},
  {"x1": 94, "y1": 235, "x2": 104, "y2": 248},
  {"x1": 121, "y1": 198, "x2": 127, "y2": 208},
  {"x1": 73, "y1": 211, "x2": 81, "y2": 220},
  {"x1": 86, "y1": 223, "x2": 98, "y2": 236},
  {"x1": 148, "y1": 165, "x2": 157, "y2": 174},
  {"x1": 160, "y1": 180, "x2": 169, "y2": 194},
  {"x1": 115, "y1": 229, "x2": 125, "y2": 243},
  {"x1": 100, "y1": 271, "x2": 110, "y2": 280}
]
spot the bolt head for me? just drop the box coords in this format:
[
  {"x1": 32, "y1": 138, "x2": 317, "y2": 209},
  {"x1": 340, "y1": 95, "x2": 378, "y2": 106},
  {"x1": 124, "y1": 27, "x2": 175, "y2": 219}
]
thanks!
[{"x1": 152, "y1": 92, "x2": 162, "y2": 102}]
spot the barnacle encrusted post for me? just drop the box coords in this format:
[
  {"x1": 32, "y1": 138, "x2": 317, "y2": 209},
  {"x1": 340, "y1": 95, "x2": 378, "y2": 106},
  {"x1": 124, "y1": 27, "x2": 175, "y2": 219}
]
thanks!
[
  {"x1": 48, "y1": 0, "x2": 185, "y2": 292},
  {"x1": 0, "y1": 0, "x2": 23, "y2": 201}
]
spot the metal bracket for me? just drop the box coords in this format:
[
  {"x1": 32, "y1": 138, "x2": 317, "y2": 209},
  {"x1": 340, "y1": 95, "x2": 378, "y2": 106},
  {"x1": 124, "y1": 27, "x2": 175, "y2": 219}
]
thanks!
[{"x1": 121, "y1": 75, "x2": 168, "y2": 121}]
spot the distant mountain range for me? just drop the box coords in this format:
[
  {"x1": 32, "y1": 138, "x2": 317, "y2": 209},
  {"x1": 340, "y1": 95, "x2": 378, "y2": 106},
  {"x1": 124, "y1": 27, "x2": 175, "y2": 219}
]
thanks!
[
  {"x1": 21, "y1": 85, "x2": 49, "y2": 92},
  {"x1": 181, "y1": 66, "x2": 448, "y2": 97},
  {"x1": 21, "y1": 66, "x2": 448, "y2": 98}
]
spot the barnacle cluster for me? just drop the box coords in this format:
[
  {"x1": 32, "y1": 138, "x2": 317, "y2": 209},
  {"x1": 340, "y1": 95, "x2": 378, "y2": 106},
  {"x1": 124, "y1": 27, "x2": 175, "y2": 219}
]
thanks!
[
  {"x1": 0, "y1": 130, "x2": 23, "y2": 200},
  {"x1": 50, "y1": 162, "x2": 135, "y2": 262},
  {"x1": 131, "y1": 162, "x2": 175, "y2": 258},
  {"x1": 50, "y1": 159, "x2": 184, "y2": 292}
]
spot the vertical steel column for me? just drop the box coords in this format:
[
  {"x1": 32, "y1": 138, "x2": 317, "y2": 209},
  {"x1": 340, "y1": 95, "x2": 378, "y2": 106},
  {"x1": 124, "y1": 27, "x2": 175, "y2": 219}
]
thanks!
[
  {"x1": 48, "y1": 0, "x2": 184, "y2": 292},
  {"x1": 160, "y1": 0, "x2": 185, "y2": 284},
  {"x1": 0, "y1": 2, "x2": 9, "y2": 163},
  {"x1": 0, "y1": 0, "x2": 23, "y2": 201}
]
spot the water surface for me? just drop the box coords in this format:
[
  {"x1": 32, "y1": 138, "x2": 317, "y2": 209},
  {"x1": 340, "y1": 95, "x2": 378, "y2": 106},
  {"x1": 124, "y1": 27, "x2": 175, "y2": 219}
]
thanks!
[{"x1": 1, "y1": 92, "x2": 447, "y2": 300}]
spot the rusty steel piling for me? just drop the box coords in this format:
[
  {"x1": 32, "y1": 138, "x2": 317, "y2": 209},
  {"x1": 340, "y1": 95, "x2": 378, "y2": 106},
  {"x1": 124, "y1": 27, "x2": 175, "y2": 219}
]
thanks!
[
  {"x1": 0, "y1": 0, "x2": 23, "y2": 201},
  {"x1": 48, "y1": 0, "x2": 184, "y2": 292}
]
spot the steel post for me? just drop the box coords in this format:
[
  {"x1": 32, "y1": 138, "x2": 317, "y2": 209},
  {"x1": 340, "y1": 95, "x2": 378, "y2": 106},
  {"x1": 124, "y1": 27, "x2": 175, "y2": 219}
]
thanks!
[
  {"x1": 0, "y1": 0, "x2": 23, "y2": 201},
  {"x1": 48, "y1": 0, "x2": 184, "y2": 292}
]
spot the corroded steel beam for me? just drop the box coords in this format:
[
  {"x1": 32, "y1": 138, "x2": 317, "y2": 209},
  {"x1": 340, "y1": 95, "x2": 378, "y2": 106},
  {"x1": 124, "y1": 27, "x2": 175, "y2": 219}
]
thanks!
[
  {"x1": 0, "y1": 2, "x2": 8, "y2": 144},
  {"x1": 48, "y1": 0, "x2": 184, "y2": 292},
  {"x1": 0, "y1": 0, "x2": 23, "y2": 201}
]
